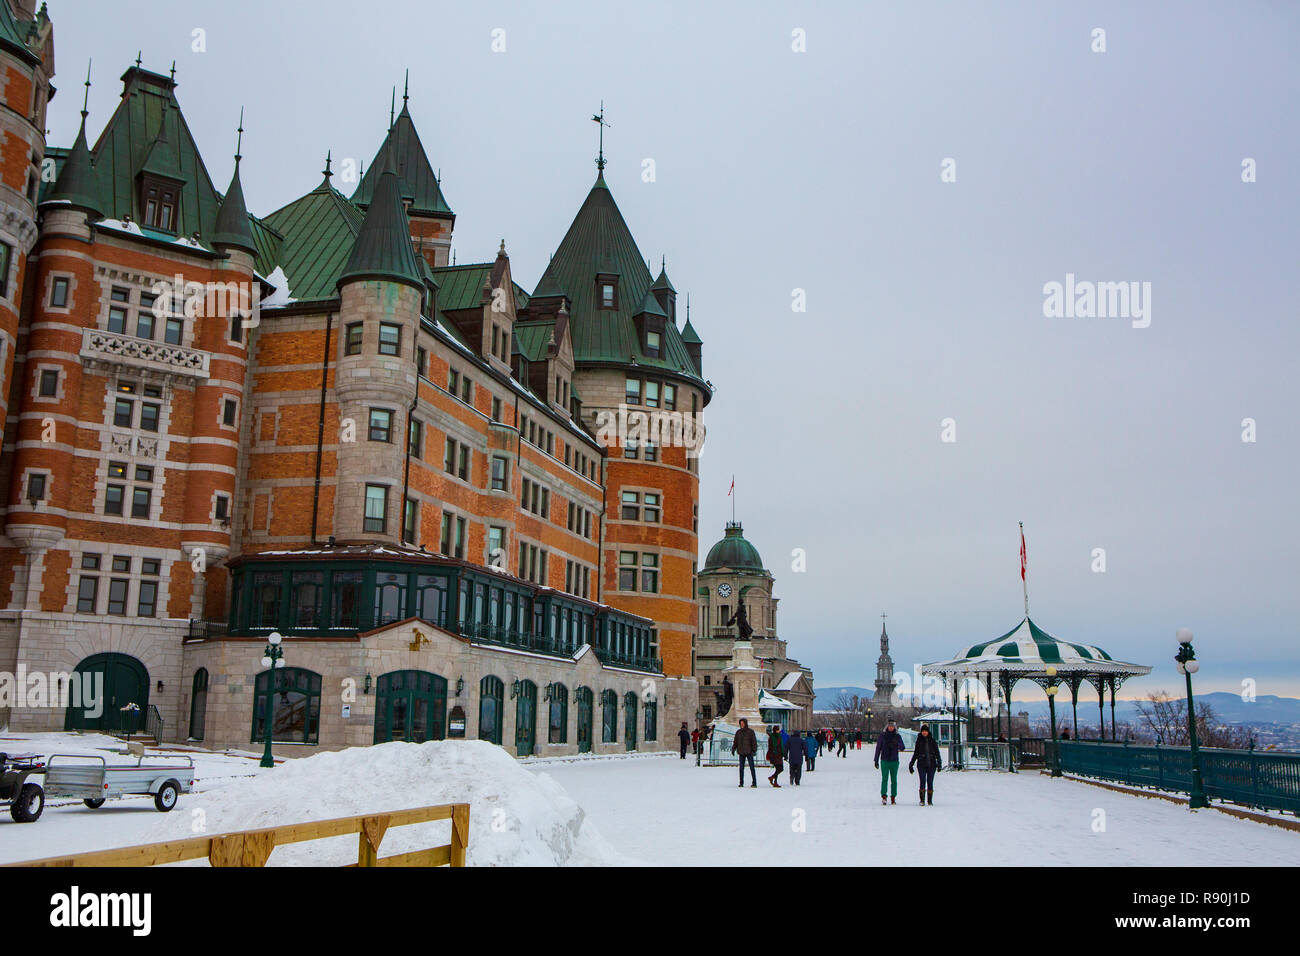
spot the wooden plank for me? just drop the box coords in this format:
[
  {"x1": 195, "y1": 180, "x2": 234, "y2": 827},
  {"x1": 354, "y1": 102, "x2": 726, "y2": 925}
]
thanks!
[
  {"x1": 450, "y1": 803, "x2": 470, "y2": 867},
  {"x1": 356, "y1": 814, "x2": 391, "y2": 866},
  {"x1": 375, "y1": 845, "x2": 452, "y2": 867},
  {"x1": 209, "y1": 835, "x2": 244, "y2": 868}
]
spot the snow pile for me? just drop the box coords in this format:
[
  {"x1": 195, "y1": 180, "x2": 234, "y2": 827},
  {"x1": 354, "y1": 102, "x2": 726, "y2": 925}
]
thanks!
[
  {"x1": 141, "y1": 740, "x2": 633, "y2": 866},
  {"x1": 260, "y1": 265, "x2": 296, "y2": 307}
]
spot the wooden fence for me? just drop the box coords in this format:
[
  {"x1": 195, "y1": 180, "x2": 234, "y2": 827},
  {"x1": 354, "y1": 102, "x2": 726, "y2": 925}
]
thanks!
[{"x1": 6, "y1": 802, "x2": 470, "y2": 867}]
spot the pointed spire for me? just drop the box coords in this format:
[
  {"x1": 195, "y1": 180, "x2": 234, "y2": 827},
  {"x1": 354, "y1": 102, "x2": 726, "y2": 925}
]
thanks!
[
  {"x1": 337, "y1": 145, "x2": 424, "y2": 292},
  {"x1": 320, "y1": 150, "x2": 333, "y2": 188},
  {"x1": 591, "y1": 101, "x2": 610, "y2": 175},
  {"x1": 45, "y1": 64, "x2": 100, "y2": 217},
  {"x1": 212, "y1": 110, "x2": 256, "y2": 253},
  {"x1": 135, "y1": 51, "x2": 142, "y2": 68},
  {"x1": 402, "y1": 69, "x2": 410, "y2": 110},
  {"x1": 389, "y1": 86, "x2": 396, "y2": 129}
]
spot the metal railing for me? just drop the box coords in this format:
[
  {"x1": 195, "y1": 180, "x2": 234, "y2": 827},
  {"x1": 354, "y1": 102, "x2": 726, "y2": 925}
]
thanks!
[
  {"x1": 144, "y1": 704, "x2": 164, "y2": 743},
  {"x1": 188, "y1": 618, "x2": 228, "y2": 640},
  {"x1": 1056, "y1": 740, "x2": 1300, "y2": 814}
]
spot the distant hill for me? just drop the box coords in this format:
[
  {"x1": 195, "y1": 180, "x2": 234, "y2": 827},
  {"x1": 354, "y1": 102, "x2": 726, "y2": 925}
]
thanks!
[{"x1": 814, "y1": 688, "x2": 1300, "y2": 727}]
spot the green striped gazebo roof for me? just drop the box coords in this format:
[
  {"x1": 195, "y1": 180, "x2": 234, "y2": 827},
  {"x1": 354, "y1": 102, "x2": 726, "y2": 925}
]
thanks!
[{"x1": 921, "y1": 617, "x2": 1151, "y2": 676}]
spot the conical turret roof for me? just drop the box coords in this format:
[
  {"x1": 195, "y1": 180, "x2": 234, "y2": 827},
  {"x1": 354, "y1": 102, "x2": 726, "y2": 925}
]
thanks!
[
  {"x1": 351, "y1": 102, "x2": 452, "y2": 217},
  {"x1": 45, "y1": 116, "x2": 101, "y2": 215},
  {"x1": 211, "y1": 158, "x2": 256, "y2": 252},
  {"x1": 337, "y1": 153, "x2": 424, "y2": 291}
]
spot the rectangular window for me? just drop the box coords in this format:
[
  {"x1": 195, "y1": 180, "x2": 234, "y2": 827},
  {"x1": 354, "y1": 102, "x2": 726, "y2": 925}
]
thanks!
[
  {"x1": 403, "y1": 498, "x2": 418, "y2": 545},
  {"x1": 624, "y1": 438, "x2": 638, "y2": 460},
  {"x1": 134, "y1": 465, "x2": 153, "y2": 482},
  {"x1": 408, "y1": 418, "x2": 422, "y2": 458},
  {"x1": 460, "y1": 377, "x2": 472, "y2": 403},
  {"x1": 641, "y1": 553, "x2": 659, "y2": 593},
  {"x1": 107, "y1": 461, "x2": 126, "y2": 480},
  {"x1": 440, "y1": 513, "x2": 453, "y2": 556},
  {"x1": 142, "y1": 558, "x2": 161, "y2": 576},
  {"x1": 621, "y1": 491, "x2": 639, "y2": 521},
  {"x1": 619, "y1": 552, "x2": 637, "y2": 591},
  {"x1": 104, "y1": 484, "x2": 125, "y2": 515},
  {"x1": 458, "y1": 444, "x2": 469, "y2": 482},
  {"x1": 364, "y1": 484, "x2": 388, "y2": 532},
  {"x1": 645, "y1": 380, "x2": 660, "y2": 408},
  {"x1": 645, "y1": 442, "x2": 658, "y2": 462},
  {"x1": 76, "y1": 576, "x2": 98, "y2": 613},
  {"x1": 107, "y1": 306, "x2": 127, "y2": 334},
  {"x1": 164, "y1": 317, "x2": 184, "y2": 345},
  {"x1": 644, "y1": 493, "x2": 661, "y2": 523},
  {"x1": 448, "y1": 368, "x2": 459, "y2": 393},
  {"x1": 114, "y1": 399, "x2": 134, "y2": 427},
  {"x1": 646, "y1": 330, "x2": 661, "y2": 357},
  {"x1": 135, "y1": 310, "x2": 155, "y2": 340},
  {"x1": 222, "y1": 398, "x2": 238, "y2": 426},
  {"x1": 491, "y1": 397, "x2": 502, "y2": 422},
  {"x1": 27, "y1": 473, "x2": 46, "y2": 502},
  {"x1": 454, "y1": 516, "x2": 466, "y2": 559},
  {"x1": 378, "y1": 322, "x2": 401, "y2": 356},
  {"x1": 416, "y1": 346, "x2": 427, "y2": 378},
  {"x1": 50, "y1": 276, "x2": 69, "y2": 308},
  {"x1": 137, "y1": 580, "x2": 158, "y2": 618},
  {"x1": 0, "y1": 241, "x2": 10, "y2": 297},
  {"x1": 625, "y1": 377, "x2": 640, "y2": 405},
  {"x1": 368, "y1": 408, "x2": 393, "y2": 442},
  {"x1": 664, "y1": 384, "x2": 676, "y2": 410},
  {"x1": 215, "y1": 495, "x2": 230, "y2": 521},
  {"x1": 107, "y1": 579, "x2": 129, "y2": 616},
  {"x1": 488, "y1": 526, "x2": 505, "y2": 566},
  {"x1": 131, "y1": 487, "x2": 151, "y2": 518},
  {"x1": 38, "y1": 369, "x2": 58, "y2": 397},
  {"x1": 345, "y1": 322, "x2": 363, "y2": 355},
  {"x1": 490, "y1": 455, "x2": 508, "y2": 492},
  {"x1": 601, "y1": 282, "x2": 614, "y2": 307},
  {"x1": 140, "y1": 403, "x2": 160, "y2": 432},
  {"x1": 444, "y1": 436, "x2": 456, "y2": 474}
]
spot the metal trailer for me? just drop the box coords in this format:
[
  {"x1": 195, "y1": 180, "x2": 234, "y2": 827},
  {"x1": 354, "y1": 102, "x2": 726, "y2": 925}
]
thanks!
[{"x1": 42, "y1": 753, "x2": 195, "y2": 812}]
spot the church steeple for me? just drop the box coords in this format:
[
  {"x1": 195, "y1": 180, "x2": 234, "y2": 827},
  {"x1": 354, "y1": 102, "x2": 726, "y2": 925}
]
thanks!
[{"x1": 873, "y1": 614, "x2": 897, "y2": 704}]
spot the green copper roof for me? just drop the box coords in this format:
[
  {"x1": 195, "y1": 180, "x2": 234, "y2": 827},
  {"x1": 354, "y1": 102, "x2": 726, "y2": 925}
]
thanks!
[
  {"x1": 0, "y1": 2, "x2": 40, "y2": 65},
  {"x1": 351, "y1": 104, "x2": 452, "y2": 217},
  {"x1": 264, "y1": 173, "x2": 364, "y2": 300},
  {"x1": 636, "y1": 289, "x2": 667, "y2": 318},
  {"x1": 513, "y1": 321, "x2": 557, "y2": 362},
  {"x1": 532, "y1": 173, "x2": 704, "y2": 386},
  {"x1": 702, "y1": 523, "x2": 765, "y2": 573},
  {"x1": 650, "y1": 265, "x2": 675, "y2": 294},
  {"x1": 211, "y1": 159, "x2": 257, "y2": 252},
  {"x1": 44, "y1": 117, "x2": 101, "y2": 215},
  {"x1": 432, "y1": 263, "x2": 492, "y2": 311},
  {"x1": 337, "y1": 158, "x2": 424, "y2": 291},
  {"x1": 680, "y1": 317, "x2": 702, "y2": 345}
]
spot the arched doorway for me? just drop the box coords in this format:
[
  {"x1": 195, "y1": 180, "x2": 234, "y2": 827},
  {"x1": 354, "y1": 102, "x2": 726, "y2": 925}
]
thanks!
[
  {"x1": 479, "y1": 675, "x2": 504, "y2": 745},
  {"x1": 515, "y1": 680, "x2": 537, "y2": 756},
  {"x1": 575, "y1": 687, "x2": 593, "y2": 753},
  {"x1": 188, "y1": 668, "x2": 209, "y2": 740},
  {"x1": 65, "y1": 653, "x2": 149, "y2": 734},
  {"x1": 374, "y1": 670, "x2": 447, "y2": 743}
]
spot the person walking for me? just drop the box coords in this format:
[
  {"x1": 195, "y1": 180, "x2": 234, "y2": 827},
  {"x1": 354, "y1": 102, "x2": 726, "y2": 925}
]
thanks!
[
  {"x1": 837, "y1": 730, "x2": 848, "y2": 758},
  {"x1": 815, "y1": 729, "x2": 825, "y2": 755},
  {"x1": 908, "y1": 723, "x2": 942, "y2": 805},
  {"x1": 678, "y1": 722, "x2": 691, "y2": 759},
  {"x1": 732, "y1": 718, "x2": 758, "y2": 788},
  {"x1": 804, "y1": 730, "x2": 817, "y2": 771},
  {"x1": 786, "y1": 729, "x2": 806, "y2": 785},
  {"x1": 691, "y1": 727, "x2": 701, "y2": 755},
  {"x1": 766, "y1": 725, "x2": 784, "y2": 787},
  {"x1": 873, "y1": 719, "x2": 907, "y2": 805},
  {"x1": 854, "y1": 730, "x2": 863, "y2": 750}
]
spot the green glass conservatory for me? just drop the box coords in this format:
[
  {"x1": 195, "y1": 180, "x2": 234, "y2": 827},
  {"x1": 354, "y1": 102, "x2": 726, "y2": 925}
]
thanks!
[{"x1": 226, "y1": 546, "x2": 662, "y2": 673}]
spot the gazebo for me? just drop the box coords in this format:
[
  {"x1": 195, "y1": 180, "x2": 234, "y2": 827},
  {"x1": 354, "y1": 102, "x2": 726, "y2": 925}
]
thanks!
[{"x1": 921, "y1": 617, "x2": 1153, "y2": 742}]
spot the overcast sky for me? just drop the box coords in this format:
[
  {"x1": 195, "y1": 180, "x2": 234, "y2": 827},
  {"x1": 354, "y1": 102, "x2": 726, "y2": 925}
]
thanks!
[{"x1": 51, "y1": 1, "x2": 1299, "y2": 701}]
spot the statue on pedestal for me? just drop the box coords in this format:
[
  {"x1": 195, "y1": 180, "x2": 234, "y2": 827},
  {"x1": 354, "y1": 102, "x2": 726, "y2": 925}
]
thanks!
[
  {"x1": 715, "y1": 677, "x2": 734, "y2": 718},
  {"x1": 725, "y1": 603, "x2": 753, "y2": 641}
]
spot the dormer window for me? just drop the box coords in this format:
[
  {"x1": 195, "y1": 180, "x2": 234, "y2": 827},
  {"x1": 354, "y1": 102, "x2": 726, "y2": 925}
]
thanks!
[
  {"x1": 596, "y1": 274, "x2": 619, "y2": 310},
  {"x1": 141, "y1": 177, "x2": 179, "y2": 232},
  {"x1": 646, "y1": 329, "x2": 661, "y2": 358}
]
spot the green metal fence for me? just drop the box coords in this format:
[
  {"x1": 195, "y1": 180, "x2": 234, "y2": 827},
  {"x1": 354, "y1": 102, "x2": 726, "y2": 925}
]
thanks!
[{"x1": 1055, "y1": 740, "x2": 1300, "y2": 813}]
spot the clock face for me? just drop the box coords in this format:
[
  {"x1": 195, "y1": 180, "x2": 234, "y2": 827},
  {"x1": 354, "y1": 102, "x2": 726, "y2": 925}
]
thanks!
[{"x1": 717, "y1": 584, "x2": 733, "y2": 597}]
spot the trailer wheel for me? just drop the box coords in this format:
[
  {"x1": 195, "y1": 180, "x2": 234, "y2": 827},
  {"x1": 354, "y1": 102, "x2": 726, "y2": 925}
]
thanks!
[
  {"x1": 154, "y1": 780, "x2": 179, "y2": 812},
  {"x1": 83, "y1": 798, "x2": 106, "y2": 809},
  {"x1": 10, "y1": 783, "x2": 44, "y2": 822}
]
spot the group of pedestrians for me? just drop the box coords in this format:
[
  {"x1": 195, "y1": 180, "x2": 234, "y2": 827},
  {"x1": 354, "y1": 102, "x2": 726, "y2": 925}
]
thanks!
[{"x1": 727, "y1": 717, "x2": 945, "y2": 805}]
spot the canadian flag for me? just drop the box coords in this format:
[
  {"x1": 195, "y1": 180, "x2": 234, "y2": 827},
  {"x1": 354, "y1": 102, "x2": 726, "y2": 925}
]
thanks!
[
  {"x1": 728, "y1": 476, "x2": 734, "y2": 497},
  {"x1": 1020, "y1": 527, "x2": 1027, "y2": 582}
]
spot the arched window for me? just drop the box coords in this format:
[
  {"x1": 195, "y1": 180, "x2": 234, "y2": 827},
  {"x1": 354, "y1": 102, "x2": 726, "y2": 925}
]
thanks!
[
  {"x1": 374, "y1": 571, "x2": 408, "y2": 627},
  {"x1": 479, "y1": 675, "x2": 504, "y2": 745},
  {"x1": 416, "y1": 574, "x2": 448, "y2": 626},
  {"x1": 624, "y1": 692, "x2": 638, "y2": 751},
  {"x1": 290, "y1": 572, "x2": 322, "y2": 628},
  {"x1": 515, "y1": 679, "x2": 537, "y2": 756},
  {"x1": 251, "y1": 667, "x2": 321, "y2": 744},
  {"x1": 548, "y1": 683, "x2": 568, "y2": 744},
  {"x1": 601, "y1": 689, "x2": 617, "y2": 743},
  {"x1": 643, "y1": 697, "x2": 657, "y2": 742},
  {"x1": 188, "y1": 668, "x2": 209, "y2": 740},
  {"x1": 575, "y1": 686, "x2": 593, "y2": 753}
]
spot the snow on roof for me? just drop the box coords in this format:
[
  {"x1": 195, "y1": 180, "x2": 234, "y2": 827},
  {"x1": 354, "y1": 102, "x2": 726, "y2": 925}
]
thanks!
[
  {"x1": 758, "y1": 688, "x2": 801, "y2": 710},
  {"x1": 261, "y1": 265, "x2": 297, "y2": 307},
  {"x1": 775, "y1": 672, "x2": 802, "y2": 691}
]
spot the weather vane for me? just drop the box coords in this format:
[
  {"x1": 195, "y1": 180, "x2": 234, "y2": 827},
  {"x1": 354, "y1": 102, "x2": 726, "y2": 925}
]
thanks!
[{"x1": 592, "y1": 101, "x2": 610, "y2": 171}]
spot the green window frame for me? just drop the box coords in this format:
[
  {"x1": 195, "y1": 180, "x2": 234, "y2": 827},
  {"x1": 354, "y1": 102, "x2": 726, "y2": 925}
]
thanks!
[
  {"x1": 601, "y1": 689, "x2": 617, "y2": 743},
  {"x1": 644, "y1": 698, "x2": 658, "y2": 742},
  {"x1": 624, "y1": 691, "x2": 638, "y2": 751},
  {"x1": 479, "y1": 675, "x2": 504, "y2": 745},
  {"x1": 373, "y1": 670, "x2": 447, "y2": 744},
  {"x1": 548, "y1": 683, "x2": 568, "y2": 744}
]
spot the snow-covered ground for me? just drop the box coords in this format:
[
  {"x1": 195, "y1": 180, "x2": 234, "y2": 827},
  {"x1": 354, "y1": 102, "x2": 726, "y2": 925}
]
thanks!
[
  {"x1": 2, "y1": 733, "x2": 1294, "y2": 866},
  {"x1": 532, "y1": 750, "x2": 1299, "y2": 866}
]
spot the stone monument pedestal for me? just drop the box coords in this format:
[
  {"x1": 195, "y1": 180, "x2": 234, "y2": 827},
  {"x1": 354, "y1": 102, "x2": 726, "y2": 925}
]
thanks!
[{"x1": 721, "y1": 640, "x2": 764, "y2": 728}]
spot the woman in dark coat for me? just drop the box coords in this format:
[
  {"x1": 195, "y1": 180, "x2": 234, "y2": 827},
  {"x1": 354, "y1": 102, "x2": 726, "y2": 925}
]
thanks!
[
  {"x1": 908, "y1": 723, "x2": 943, "y2": 805},
  {"x1": 786, "y1": 729, "x2": 806, "y2": 786},
  {"x1": 766, "y1": 725, "x2": 784, "y2": 787}
]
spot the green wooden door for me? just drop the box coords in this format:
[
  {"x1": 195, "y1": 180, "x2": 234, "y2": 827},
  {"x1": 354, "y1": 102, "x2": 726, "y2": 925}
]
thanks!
[
  {"x1": 624, "y1": 692, "x2": 637, "y2": 751},
  {"x1": 515, "y1": 680, "x2": 537, "y2": 756},
  {"x1": 65, "y1": 653, "x2": 149, "y2": 734},
  {"x1": 374, "y1": 671, "x2": 447, "y2": 743},
  {"x1": 576, "y1": 688, "x2": 593, "y2": 753}
]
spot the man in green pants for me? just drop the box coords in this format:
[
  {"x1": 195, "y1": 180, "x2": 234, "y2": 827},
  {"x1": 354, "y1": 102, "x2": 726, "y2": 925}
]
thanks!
[{"x1": 873, "y1": 719, "x2": 907, "y2": 805}]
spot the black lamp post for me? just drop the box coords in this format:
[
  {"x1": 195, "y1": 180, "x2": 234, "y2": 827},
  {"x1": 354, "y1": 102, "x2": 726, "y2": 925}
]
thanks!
[
  {"x1": 1045, "y1": 665, "x2": 1062, "y2": 777},
  {"x1": 259, "y1": 632, "x2": 284, "y2": 769},
  {"x1": 695, "y1": 710, "x2": 703, "y2": 766},
  {"x1": 1174, "y1": 628, "x2": 1210, "y2": 809}
]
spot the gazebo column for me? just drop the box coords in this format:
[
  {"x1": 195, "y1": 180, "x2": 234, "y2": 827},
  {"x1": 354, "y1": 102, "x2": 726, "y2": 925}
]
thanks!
[
  {"x1": 1068, "y1": 675, "x2": 1081, "y2": 739},
  {"x1": 1109, "y1": 678, "x2": 1118, "y2": 741},
  {"x1": 1097, "y1": 674, "x2": 1106, "y2": 741},
  {"x1": 985, "y1": 673, "x2": 995, "y2": 740}
]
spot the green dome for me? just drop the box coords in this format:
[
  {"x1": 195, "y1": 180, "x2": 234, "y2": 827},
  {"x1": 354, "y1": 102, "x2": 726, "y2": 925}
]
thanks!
[{"x1": 702, "y1": 523, "x2": 764, "y2": 572}]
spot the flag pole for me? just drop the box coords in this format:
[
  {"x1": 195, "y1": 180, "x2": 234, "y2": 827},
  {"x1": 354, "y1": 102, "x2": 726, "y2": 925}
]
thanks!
[{"x1": 1020, "y1": 521, "x2": 1029, "y2": 619}]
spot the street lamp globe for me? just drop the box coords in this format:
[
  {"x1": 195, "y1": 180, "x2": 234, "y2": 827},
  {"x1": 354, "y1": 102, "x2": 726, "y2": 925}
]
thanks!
[
  {"x1": 261, "y1": 656, "x2": 273, "y2": 668},
  {"x1": 1175, "y1": 661, "x2": 1186, "y2": 675},
  {"x1": 275, "y1": 658, "x2": 286, "y2": 668},
  {"x1": 1045, "y1": 685, "x2": 1058, "y2": 697},
  {"x1": 269, "y1": 632, "x2": 283, "y2": 645},
  {"x1": 1176, "y1": 628, "x2": 1193, "y2": 643},
  {"x1": 1185, "y1": 660, "x2": 1199, "y2": 674}
]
